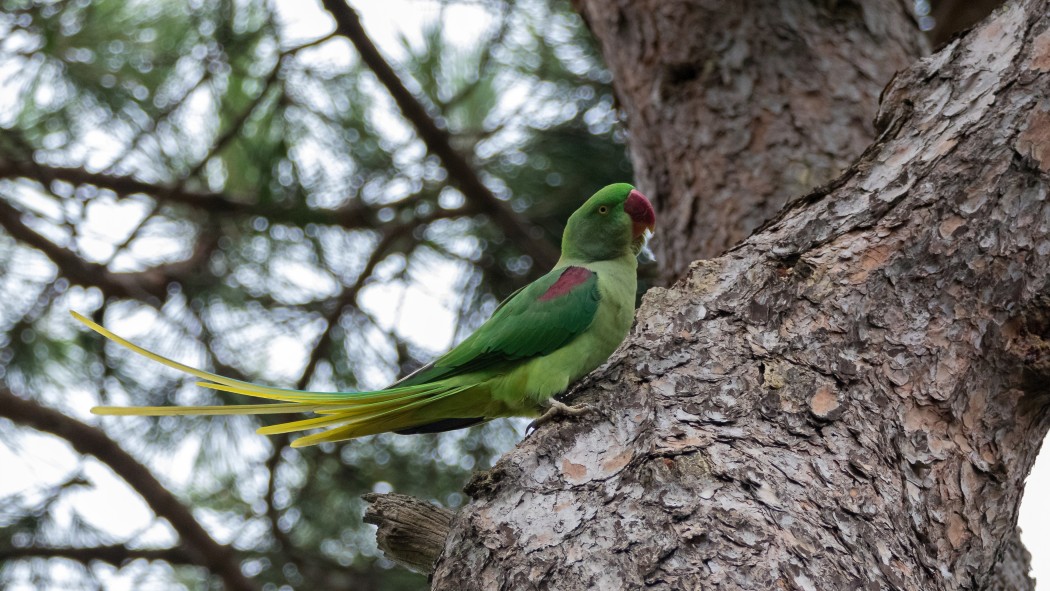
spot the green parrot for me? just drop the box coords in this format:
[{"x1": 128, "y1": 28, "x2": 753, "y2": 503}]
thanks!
[{"x1": 75, "y1": 183, "x2": 656, "y2": 447}]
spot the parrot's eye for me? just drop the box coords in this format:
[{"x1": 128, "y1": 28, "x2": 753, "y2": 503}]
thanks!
[{"x1": 598, "y1": 205, "x2": 609, "y2": 214}]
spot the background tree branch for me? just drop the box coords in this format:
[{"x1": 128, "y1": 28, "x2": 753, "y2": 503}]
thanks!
[
  {"x1": 0, "y1": 389, "x2": 257, "y2": 591},
  {"x1": 0, "y1": 544, "x2": 194, "y2": 568},
  {"x1": 321, "y1": 0, "x2": 561, "y2": 272},
  {"x1": 0, "y1": 197, "x2": 170, "y2": 301}
]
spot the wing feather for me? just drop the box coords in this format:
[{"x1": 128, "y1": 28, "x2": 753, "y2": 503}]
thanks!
[{"x1": 394, "y1": 266, "x2": 600, "y2": 387}]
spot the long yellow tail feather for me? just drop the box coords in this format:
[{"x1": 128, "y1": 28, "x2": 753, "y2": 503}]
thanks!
[
  {"x1": 196, "y1": 380, "x2": 431, "y2": 404},
  {"x1": 255, "y1": 385, "x2": 471, "y2": 436},
  {"x1": 91, "y1": 403, "x2": 323, "y2": 416},
  {"x1": 72, "y1": 311, "x2": 334, "y2": 402},
  {"x1": 73, "y1": 310, "x2": 482, "y2": 446}
]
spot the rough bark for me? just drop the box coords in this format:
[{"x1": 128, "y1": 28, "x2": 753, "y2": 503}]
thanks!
[
  {"x1": 573, "y1": 0, "x2": 927, "y2": 283},
  {"x1": 429, "y1": 1, "x2": 1050, "y2": 589}
]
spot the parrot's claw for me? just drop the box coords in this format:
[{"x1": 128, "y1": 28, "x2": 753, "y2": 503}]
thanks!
[{"x1": 526, "y1": 399, "x2": 594, "y2": 434}]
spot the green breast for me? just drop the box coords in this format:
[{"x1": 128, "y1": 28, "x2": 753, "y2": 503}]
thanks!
[{"x1": 486, "y1": 254, "x2": 638, "y2": 413}]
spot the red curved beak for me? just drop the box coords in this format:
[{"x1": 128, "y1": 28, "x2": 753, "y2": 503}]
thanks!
[{"x1": 624, "y1": 189, "x2": 656, "y2": 239}]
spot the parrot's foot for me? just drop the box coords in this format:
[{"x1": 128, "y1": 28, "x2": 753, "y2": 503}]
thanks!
[{"x1": 526, "y1": 399, "x2": 593, "y2": 434}]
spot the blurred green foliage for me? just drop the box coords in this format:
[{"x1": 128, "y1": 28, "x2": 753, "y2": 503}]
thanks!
[{"x1": 0, "y1": 0, "x2": 631, "y2": 589}]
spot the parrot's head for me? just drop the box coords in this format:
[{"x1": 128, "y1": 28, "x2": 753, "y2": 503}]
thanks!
[{"x1": 562, "y1": 183, "x2": 656, "y2": 261}]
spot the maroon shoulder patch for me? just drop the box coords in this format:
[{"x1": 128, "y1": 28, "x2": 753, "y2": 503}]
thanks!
[{"x1": 538, "y1": 267, "x2": 593, "y2": 301}]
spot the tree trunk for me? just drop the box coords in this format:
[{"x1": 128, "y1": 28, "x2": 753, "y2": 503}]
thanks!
[
  {"x1": 429, "y1": 1, "x2": 1050, "y2": 588},
  {"x1": 573, "y1": 0, "x2": 927, "y2": 283}
]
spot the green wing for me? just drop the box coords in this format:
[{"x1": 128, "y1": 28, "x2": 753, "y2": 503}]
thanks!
[{"x1": 395, "y1": 266, "x2": 600, "y2": 388}]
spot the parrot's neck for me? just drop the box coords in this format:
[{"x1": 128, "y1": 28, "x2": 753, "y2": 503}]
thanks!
[{"x1": 555, "y1": 250, "x2": 638, "y2": 271}]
